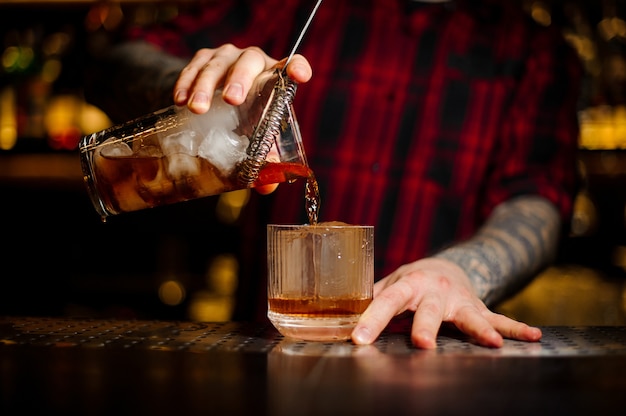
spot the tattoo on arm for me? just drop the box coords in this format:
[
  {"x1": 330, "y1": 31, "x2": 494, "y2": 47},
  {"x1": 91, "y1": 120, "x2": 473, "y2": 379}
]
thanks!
[{"x1": 434, "y1": 195, "x2": 562, "y2": 306}]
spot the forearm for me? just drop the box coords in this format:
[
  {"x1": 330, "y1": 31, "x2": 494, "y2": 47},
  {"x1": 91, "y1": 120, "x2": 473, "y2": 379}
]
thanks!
[
  {"x1": 85, "y1": 41, "x2": 186, "y2": 123},
  {"x1": 434, "y1": 195, "x2": 562, "y2": 306}
]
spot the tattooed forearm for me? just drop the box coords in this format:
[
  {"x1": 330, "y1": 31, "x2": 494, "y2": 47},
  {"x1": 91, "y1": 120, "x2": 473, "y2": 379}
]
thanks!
[{"x1": 433, "y1": 195, "x2": 561, "y2": 306}]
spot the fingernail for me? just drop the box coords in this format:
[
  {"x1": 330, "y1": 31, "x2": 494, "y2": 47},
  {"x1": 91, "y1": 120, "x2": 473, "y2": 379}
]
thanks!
[
  {"x1": 415, "y1": 331, "x2": 437, "y2": 349},
  {"x1": 290, "y1": 63, "x2": 305, "y2": 76},
  {"x1": 174, "y1": 89, "x2": 188, "y2": 104},
  {"x1": 189, "y1": 92, "x2": 209, "y2": 112},
  {"x1": 224, "y1": 83, "x2": 243, "y2": 101},
  {"x1": 530, "y1": 327, "x2": 543, "y2": 341},
  {"x1": 351, "y1": 326, "x2": 373, "y2": 344}
]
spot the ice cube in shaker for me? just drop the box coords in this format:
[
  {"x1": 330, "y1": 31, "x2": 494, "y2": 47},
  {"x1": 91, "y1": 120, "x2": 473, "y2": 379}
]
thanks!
[{"x1": 194, "y1": 94, "x2": 249, "y2": 174}]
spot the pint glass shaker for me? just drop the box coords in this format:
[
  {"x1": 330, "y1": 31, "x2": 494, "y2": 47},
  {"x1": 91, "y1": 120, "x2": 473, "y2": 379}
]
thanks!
[{"x1": 79, "y1": 69, "x2": 310, "y2": 220}]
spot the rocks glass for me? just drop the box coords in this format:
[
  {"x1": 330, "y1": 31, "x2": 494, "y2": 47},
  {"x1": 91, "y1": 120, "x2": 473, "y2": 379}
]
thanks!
[{"x1": 267, "y1": 222, "x2": 374, "y2": 341}]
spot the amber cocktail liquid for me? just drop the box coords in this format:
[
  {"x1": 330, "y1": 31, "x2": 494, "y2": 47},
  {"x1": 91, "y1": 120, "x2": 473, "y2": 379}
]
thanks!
[
  {"x1": 79, "y1": 69, "x2": 308, "y2": 220},
  {"x1": 267, "y1": 222, "x2": 374, "y2": 341},
  {"x1": 85, "y1": 142, "x2": 310, "y2": 216}
]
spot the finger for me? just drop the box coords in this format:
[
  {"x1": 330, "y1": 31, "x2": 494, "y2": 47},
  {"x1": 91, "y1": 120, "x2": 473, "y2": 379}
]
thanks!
[
  {"x1": 351, "y1": 282, "x2": 413, "y2": 345},
  {"x1": 372, "y1": 272, "x2": 400, "y2": 297},
  {"x1": 223, "y1": 47, "x2": 274, "y2": 105},
  {"x1": 410, "y1": 292, "x2": 445, "y2": 349},
  {"x1": 186, "y1": 44, "x2": 243, "y2": 113},
  {"x1": 174, "y1": 48, "x2": 219, "y2": 106},
  {"x1": 453, "y1": 306, "x2": 504, "y2": 348},
  {"x1": 255, "y1": 183, "x2": 279, "y2": 195},
  {"x1": 279, "y1": 54, "x2": 313, "y2": 84},
  {"x1": 372, "y1": 279, "x2": 387, "y2": 298},
  {"x1": 185, "y1": 44, "x2": 250, "y2": 114},
  {"x1": 488, "y1": 312, "x2": 542, "y2": 342}
]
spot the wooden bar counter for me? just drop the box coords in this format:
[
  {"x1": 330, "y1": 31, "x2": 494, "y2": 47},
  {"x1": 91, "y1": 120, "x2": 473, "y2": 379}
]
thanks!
[{"x1": 1, "y1": 316, "x2": 625, "y2": 415}]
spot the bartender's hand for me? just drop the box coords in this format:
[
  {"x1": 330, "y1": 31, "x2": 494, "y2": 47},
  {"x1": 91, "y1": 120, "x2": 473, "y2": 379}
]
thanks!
[
  {"x1": 172, "y1": 44, "x2": 313, "y2": 113},
  {"x1": 351, "y1": 258, "x2": 542, "y2": 349},
  {"x1": 173, "y1": 44, "x2": 312, "y2": 194}
]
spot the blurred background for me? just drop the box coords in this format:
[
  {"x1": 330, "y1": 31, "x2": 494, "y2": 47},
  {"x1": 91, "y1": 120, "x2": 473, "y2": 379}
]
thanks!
[{"x1": 1, "y1": 0, "x2": 626, "y2": 326}]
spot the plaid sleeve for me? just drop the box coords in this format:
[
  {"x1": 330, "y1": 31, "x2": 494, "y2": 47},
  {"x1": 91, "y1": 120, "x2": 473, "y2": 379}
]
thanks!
[
  {"x1": 482, "y1": 23, "x2": 583, "y2": 224},
  {"x1": 124, "y1": 0, "x2": 242, "y2": 57}
]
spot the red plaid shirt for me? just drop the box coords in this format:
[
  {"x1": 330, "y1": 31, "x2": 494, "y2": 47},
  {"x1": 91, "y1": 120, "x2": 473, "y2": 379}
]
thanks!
[{"x1": 129, "y1": 0, "x2": 582, "y2": 318}]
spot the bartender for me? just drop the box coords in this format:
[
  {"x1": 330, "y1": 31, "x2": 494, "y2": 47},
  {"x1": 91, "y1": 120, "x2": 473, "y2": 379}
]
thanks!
[{"x1": 85, "y1": 0, "x2": 582, "y2": 348}]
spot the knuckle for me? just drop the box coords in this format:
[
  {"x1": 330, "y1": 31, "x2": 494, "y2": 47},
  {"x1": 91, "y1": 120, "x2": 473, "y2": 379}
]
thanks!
[
  {"x1": 179, "y1": 65, "x2": 196, "y2": 76},
  {"x1": 241, "y1": 46, "x2": 270, "y2": 62},
  {"x1": 219, "y1": 43, "x2": 239, "y2": 54},
  {"x1": 193, "y1": 47, "x2": 214, "y2": 60},
  {"x1": 381, "y1": 279, "x2": 413, "y2": 300},
  {"x1": 243, "y1": 45, "x2": 265, "y2": 56},
  {"x1": 420, "y1": 300, "x2": 442, "y2": 316},
  {"x1": 436, "y1": 275, "x2": 452, "y2": 291}
]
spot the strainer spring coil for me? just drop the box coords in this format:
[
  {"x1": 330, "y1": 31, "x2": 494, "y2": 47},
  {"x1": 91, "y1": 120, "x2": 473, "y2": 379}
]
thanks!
[{"x1": 238, "y1": 73, "x2": 298, "y2": 186}]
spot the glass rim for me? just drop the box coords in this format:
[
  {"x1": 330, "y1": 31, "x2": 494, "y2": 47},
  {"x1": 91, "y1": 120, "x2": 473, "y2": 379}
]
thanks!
[{"x1": 267, "y1": 223, "x2": 374, "y2": 229}]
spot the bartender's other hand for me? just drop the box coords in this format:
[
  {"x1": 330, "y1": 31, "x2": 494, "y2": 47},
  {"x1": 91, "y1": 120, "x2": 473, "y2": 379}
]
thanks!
[
  {"x1": 173, "y1": 44, "x2": 312, "y2": 114},
  {"x1": 351, "y1": 258, "x2": 542, "y2": 349}
]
